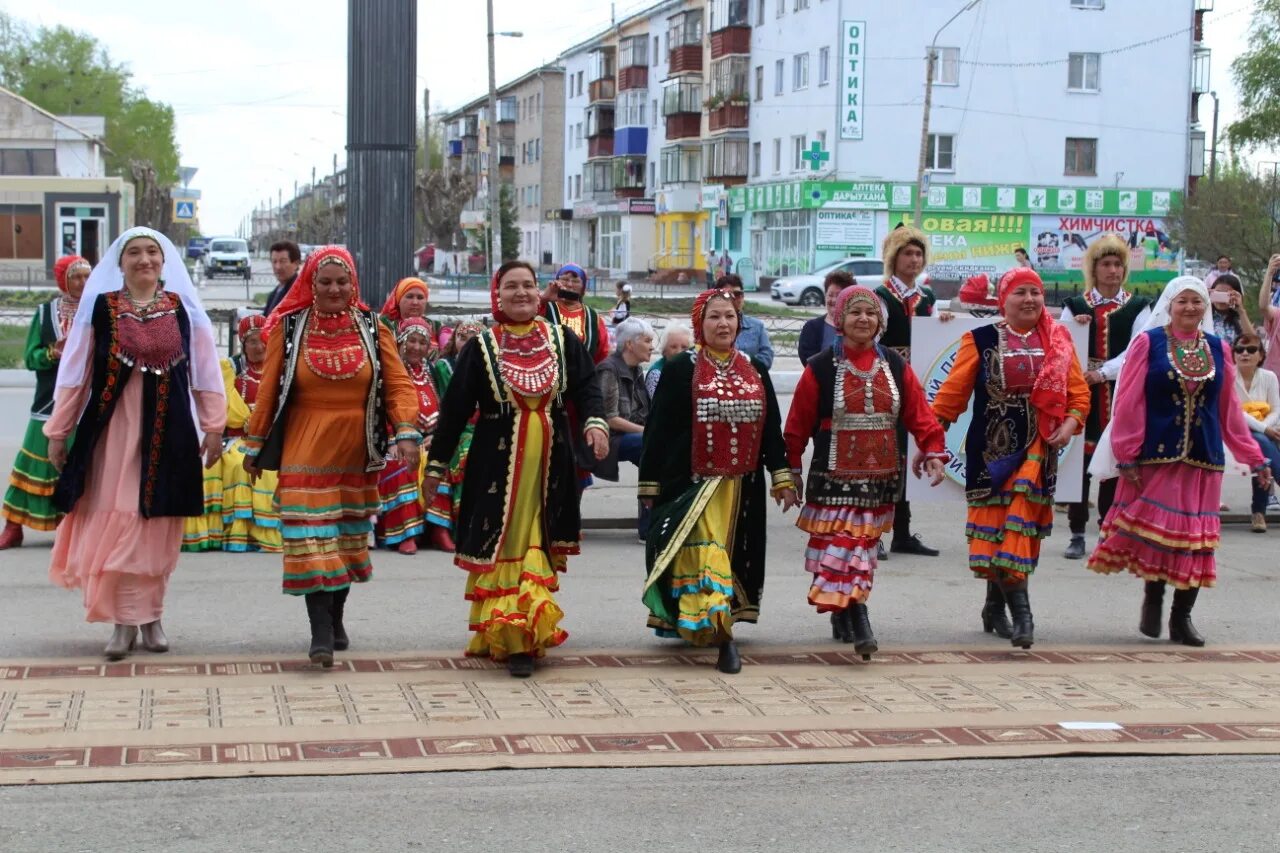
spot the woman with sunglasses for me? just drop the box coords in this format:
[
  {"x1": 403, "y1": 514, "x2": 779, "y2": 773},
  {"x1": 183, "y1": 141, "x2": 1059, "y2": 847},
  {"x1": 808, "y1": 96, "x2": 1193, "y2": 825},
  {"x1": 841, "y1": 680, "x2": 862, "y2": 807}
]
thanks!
[{"x1": 1232, "y1": 333, "x2": 1280, "y2": 532}]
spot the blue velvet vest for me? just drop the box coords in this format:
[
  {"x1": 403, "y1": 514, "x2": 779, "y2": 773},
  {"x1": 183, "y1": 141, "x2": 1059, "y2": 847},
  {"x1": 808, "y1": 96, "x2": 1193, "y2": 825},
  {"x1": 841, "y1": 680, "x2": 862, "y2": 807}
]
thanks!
[{"x1": 1139, "y1": 327, "x2": 1225, "y2": 470}]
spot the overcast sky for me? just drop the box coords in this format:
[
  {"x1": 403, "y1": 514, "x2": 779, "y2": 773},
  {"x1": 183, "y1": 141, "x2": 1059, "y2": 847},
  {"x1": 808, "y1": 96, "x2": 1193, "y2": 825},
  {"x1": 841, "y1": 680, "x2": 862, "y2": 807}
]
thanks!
[{"x1": 6, "y1": 0, "x2": 1259, "y2": 235}]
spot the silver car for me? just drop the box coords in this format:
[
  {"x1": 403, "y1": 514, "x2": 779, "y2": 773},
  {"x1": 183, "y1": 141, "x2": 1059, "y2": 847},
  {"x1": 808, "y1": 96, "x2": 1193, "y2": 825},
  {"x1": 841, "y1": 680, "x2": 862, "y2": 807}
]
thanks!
[{"x1": 771, "y1": 258, "x2": 885, "y2": 306}]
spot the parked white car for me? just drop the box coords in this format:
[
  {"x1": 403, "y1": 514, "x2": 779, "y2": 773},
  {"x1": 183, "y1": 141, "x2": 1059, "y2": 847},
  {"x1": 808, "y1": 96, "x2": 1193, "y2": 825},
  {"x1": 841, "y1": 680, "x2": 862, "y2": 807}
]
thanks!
[
  {"x1": 204, "y1": 237, "x2": 251, "y2": 279},
  {"x1": 771, "y1": 258, "x2": 885, "y2": 306}
]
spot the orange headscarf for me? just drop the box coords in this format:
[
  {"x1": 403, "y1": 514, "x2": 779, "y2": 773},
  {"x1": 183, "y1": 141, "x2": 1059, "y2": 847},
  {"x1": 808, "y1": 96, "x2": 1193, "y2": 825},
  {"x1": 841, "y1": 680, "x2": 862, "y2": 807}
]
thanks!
[
  {"x1": 263, "y1": 245, "x2": 366, "y2": 340},
  {"x1": 380, "y1": 276, "x2": 430, "y2": 323},
  {"x1": 998, "y1": 267, "x2": 1074, "y2": 440}
]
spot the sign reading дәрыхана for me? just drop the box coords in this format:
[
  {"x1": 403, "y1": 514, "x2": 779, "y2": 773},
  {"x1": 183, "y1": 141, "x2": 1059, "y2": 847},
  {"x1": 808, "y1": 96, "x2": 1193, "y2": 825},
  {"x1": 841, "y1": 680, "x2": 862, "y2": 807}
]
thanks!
[{"x1": 841, "y1": 20, "x2": 866, "y2": 140}]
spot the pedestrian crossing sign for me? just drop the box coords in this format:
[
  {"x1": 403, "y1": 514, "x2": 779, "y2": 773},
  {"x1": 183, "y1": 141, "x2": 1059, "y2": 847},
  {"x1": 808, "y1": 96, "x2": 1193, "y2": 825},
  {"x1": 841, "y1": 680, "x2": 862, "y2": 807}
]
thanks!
[{"x1": 174, "y1": 200, "x2": 196, "y2": 221}]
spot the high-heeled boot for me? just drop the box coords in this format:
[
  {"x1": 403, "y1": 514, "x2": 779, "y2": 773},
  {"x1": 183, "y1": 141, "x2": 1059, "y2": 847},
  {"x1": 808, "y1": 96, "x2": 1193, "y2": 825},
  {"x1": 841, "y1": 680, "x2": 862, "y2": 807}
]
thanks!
[
  {"x1": 331, "y1": 587, "x2": 350, "y2": 652},
  {"x1": 103, "y1": 625, "x2": 138, "y2": 661},
  {"x1": 981, "y1": 580, "x2": 1013, "y2": 639},
  {"x1": 1168, "y1": 587, "x2": 1206, "y2": 647},
  {"x1": 830, "y1": 609, "x2": 853, "y2": 643},
  {"x1": 1003, "y1": 582, "x2": 1035, "y2": 649},
  {"x1": 1139, "y1": 580, "x2": 1165, "y2": 638},
  {"x1": 716, "y1": 640, "x2": 742, "y2": 674},
  {"x1": 140, "y1": 620, "x2": 169, "y2": 653},
  {"x1": 305, "y1": 591, "x2": 335, "y2": 667},
  {"x1": 850, "y1": 603, "x2": 878, "y2": 660}
]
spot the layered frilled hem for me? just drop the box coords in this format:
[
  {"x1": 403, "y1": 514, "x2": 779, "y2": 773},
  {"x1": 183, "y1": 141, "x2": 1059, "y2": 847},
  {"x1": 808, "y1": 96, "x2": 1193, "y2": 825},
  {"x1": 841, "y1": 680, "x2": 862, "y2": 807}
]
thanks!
[
  {"x1": 219, "y1": 440, "x2": 281, "y2": 553},
  {"x1": 50, "y1": 510, "x2": 182, "y2": 624},
  {"x1": 277, "y1": 469, "x2": 379, "y2": 595},
  {"x1": 1086, "y1": 464, "x2": 1223, "y2": 588},
  {"x1": 797, "y1": 501, "x2": 894, "y2": 611},
  {"x1": 3, "y1": 419, "x2": 63, "y2": 530},
  {"x1": 463, "y1": 545, "x2": 568, "y2": 660},
  {"x1": 373, "y1": 458, "x2": 424, "y2": 547},
  {"x1": 181, "y1": 458, "x2": 225, "y2": 552},
  {"x1": 965, "y1": 447, "x2": 1054, "y2": 582}
]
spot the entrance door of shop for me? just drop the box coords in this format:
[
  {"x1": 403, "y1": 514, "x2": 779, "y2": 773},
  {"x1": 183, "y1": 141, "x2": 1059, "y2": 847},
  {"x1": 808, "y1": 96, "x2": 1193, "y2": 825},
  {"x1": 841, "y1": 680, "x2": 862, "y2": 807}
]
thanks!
[{"x1": 57, "y1": 204, "x2": 108, "y2": 265}]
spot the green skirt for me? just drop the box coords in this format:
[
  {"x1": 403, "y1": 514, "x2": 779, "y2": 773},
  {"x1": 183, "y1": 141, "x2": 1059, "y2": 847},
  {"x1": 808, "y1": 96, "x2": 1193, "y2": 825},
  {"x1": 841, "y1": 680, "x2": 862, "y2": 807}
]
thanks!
[{"x1": 3, "y1": 418, "x2": 63, "y2": 531}]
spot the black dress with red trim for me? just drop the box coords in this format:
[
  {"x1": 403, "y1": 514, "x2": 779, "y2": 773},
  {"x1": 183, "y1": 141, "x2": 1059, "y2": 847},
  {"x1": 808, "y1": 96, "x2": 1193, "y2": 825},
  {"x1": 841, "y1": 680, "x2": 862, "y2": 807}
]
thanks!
[{"x1": 54, "y1": 291, "x2": 203, "y2": 518}]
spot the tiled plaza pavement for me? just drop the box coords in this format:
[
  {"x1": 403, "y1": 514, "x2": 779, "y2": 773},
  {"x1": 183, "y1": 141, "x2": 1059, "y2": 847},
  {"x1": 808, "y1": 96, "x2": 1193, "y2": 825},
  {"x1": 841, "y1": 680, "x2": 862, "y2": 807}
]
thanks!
[{"x1": 2, "y1": 645, "x2": 1280, "y2": 784}]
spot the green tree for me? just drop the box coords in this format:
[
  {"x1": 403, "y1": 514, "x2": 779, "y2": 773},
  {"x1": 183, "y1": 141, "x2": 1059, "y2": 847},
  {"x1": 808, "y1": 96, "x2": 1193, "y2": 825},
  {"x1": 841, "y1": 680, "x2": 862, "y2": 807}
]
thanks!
[
  {"x1": 499, "y1": 183, "x2": 519, "y2": 263},
  {"x1": 1167, "y1": 162, "x2": 1280, "y2": 291},
  {"x1": 1228, "y1": 0, "x2": 1280, "y2": 149},
  {"x1": 0, "y1": 14, "x2": 180, "y2": 185}
]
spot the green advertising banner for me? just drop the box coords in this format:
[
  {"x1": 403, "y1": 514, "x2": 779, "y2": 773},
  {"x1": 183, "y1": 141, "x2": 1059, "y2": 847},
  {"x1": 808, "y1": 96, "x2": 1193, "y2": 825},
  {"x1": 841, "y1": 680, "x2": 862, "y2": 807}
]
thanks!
[{"x1": 913, "y1": 212, "x2": 1031, "y2": 281}]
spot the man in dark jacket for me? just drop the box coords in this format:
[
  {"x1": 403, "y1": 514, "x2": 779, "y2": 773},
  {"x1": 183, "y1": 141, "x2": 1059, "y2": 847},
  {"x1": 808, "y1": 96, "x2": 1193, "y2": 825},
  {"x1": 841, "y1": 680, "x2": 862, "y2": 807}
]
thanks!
[
  {"x1": 798, "y1": 270, "x2": 853, "y2": 364},
  {"x1": 262, "y1": 240, "x2": 301, "y2": 315}
]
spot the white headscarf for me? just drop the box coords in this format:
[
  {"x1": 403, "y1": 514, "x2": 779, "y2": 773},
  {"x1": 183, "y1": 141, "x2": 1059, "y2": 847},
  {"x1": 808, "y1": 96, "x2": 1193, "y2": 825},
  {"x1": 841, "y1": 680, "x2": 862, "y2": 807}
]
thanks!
[
  {"x1": 55, "y1": 226, "x2": 222, "y2": 397},
  {"x1": 1141, "y1": 275, "x2": 1215, "y2": 337}
]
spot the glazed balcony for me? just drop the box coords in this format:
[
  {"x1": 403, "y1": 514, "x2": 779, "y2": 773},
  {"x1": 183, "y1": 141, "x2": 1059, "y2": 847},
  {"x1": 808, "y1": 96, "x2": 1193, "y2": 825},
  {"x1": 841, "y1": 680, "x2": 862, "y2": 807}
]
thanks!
[
  {"x1": 588, "y1": 135, "x2": 615, "y2": 159},
  {"x1": 710, "y1": 27, "x2": 750, "y2": 59},
  {"x1": 618, "y1": 65, "x2": 648, "y2": 91},
  {"x1": 707, "y1": 101, "x2": 749, "y2": 132},
  {"x1": 589, "y1": 77, "x2": 616, "y2": 103},
  {"x1": 665, "y1": 113, "x2": 701, "y2": 140},
  {"x1": 668, "y1": 44, "x2": 702, "y2": 76}
]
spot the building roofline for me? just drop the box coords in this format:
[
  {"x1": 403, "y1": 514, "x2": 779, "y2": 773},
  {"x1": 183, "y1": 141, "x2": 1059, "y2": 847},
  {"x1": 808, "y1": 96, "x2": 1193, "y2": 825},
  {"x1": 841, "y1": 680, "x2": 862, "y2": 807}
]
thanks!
[
  {"x1": 558, "y1": 0, "x2": 685, "y2": 59},
  {"x1": 0, "y1": 85, "x2": 113, "y2": 153},
  {"x1": 441, "y1": 63, "x2": 566, "y2": 119}
]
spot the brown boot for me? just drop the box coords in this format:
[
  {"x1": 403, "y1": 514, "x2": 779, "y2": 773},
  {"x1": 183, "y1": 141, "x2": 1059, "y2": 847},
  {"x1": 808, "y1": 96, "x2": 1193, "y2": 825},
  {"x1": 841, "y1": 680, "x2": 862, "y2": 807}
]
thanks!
[
  {"x1": 427, "y1": 525, "x2": 456, "y2": 552},
  {"x1": 0, "y1": 521, "x2": 23, "y2": 550}
]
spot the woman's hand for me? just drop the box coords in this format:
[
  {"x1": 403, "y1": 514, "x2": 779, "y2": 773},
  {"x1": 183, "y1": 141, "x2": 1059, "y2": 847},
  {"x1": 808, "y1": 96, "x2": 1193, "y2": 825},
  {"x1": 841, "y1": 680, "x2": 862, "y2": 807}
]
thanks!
[
  {"x1": 938, "y1": 310, "x2": 955, "y2": 323},
  {"x1": 775, "y1": 487, "x2": 799, "y2": 512},
  {"x1": 1119, "y1": 466, "x2": 1143, "y2": 488},
  {"x1": 1258, "y1": 467, "x2": 1274, "y2": 492},
  {"x1": 924, "y1": 457, "x2": 946, "y2": 486},
  {"x1": 791, "y1": 474, "x2": 804, "y2": 503},
  {"x1": 200, "y1": 433, "x2": 223, "y2": 469},
  {"x1": 48, "y1": 438, "x2": 67, "y2": 472},
  {"x1": 422, "y1": 474, "x2": 441, "y2": 497},
  {"x1": 243, "y1": 455, "x2": 261, "y2": 483},
  {"x1": 1073, "y1": 313, "x2": 1092, "y2": 325},
  {"x1": 1047, "y1": 418, "x2": 1077, "y2": 450},
  {"x1": 1267, "y1": 426, "x2": 1280, "y2": 442},
  {"x1": 586, "y1": 428, "x2": 609, "y2": 460},
  {"x1": 395, "y1": 438, "x2": 420, "y2": 469}
]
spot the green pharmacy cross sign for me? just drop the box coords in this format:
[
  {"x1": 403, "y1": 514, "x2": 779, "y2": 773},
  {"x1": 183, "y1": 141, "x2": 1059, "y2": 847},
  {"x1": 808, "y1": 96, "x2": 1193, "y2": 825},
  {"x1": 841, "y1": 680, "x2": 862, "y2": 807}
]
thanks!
[{"x1": 802, "y1": 141, "x2": 830, "y2": 172}]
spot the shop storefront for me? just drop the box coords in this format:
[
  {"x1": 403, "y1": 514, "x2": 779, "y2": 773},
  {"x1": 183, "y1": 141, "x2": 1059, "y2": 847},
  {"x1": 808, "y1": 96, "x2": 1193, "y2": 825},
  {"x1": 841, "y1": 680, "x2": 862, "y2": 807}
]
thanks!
[
  {"x1": 565, "y1": 198, "x2": 656, "y2": 277},
  {"x1": 654, "y1": 187, "x2": 705, "y2": 271}
]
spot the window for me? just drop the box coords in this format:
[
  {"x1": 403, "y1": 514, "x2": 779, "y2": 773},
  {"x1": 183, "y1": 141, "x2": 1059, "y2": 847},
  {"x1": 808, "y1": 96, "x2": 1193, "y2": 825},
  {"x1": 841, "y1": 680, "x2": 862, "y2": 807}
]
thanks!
[
  {"x1": 653, "y1": 36, "x2": 660, "y2": 66},
  {"x1": 660, "y1": 145, "x2": 702, "y2": 183},
  {"x1": 599, "y1": 214, "x2": 624, "y2": 271},
  {"x1": 668, "y1": 11, "x2": 703, "y2": 50},
  {"x1": 573, "y1": 174, "x2": 582, "y2": 198},
  {"x1": 710, "y1": 0, "x2": 749, "y2": 29},
  {"x1": 0, "y1": 205, "x2": 43, "y2": 258},
  {"x1": 575, "y1": 122, "x2": 584, "y2": 148},
  {"x1": 649, "y1": 161, "x2": 657, "y2": 188},
  {"x1": 535, "y1": 93, "x2": 541, "y2": 112},
  {"x1": 772, "y1": 138, "x2": 782, "y2": 173},
  {"x1": 585, "y1": 104, "x2": 615, "y2": 137},
  {"x1": 1070, "y1": 0, "x2": 1104, "y2": 7},
  {"x1": 576, "y1": 71, "x2": 584, "y2": 96},
  {"x1": 757, "y1": 0, "x2": 766, "y2": 26},
  {"x1": 793, "y1": 53, "x2": 809, "y2": 90},
  {"x1": 662, "y1": 80, "x2": 702, "y2": 115},
  {"x1": 816, "y1": 129, "x2": 826, "y2": 150},
  {"x1": 818, "y1": 46, "x2": 830, "y2": 86},
  {"x1": 703, "y1": 137, "x2": 749, "y2": 178},
  {"x1": 931, "y1": 47, "x2": 959, "y2": 86},
  {"x1": 776, "y1": 0, "x2": 785, "y2": 17},
  {"x1": 761, "y1": 210, "x2": 812, "y2": 275},
  {"x1": 774, "y1": 59, "x2": 784, "y2": 95},
  {"x1": 589, "y1": 47, "x2": 616, "y2": 83},
  {"x1": 614, "y1": 156, "x2": 646, "y2": 189},
  {"x1": 652, "y1": 99, "x2": 659, "y2": 128},
  {"x1": 791, "y1": 134, "x2": 807, "y2": 170},
  {"x1": 754, "y1": 65, "x2": 764, "y2": 101},
  {"x1": 1068, "y1": 52, "x2": 1100, "y2": 91},
  {"x1": 795, "y1": 0, "x2": 809, "y2": 9},
  {"x1": 751, "y1": 141, "x2": 761, "y2": 176},
  {"x1": 619, "y1": 35, "x2": 647, "y2": 69},
  {"x1": 711, "y1": 56, "x2": 750, "y2": 100},
  {"x1": 619, "y1": 90, "x2": 647, "y2": 126},
  {"x1": 1065, "y1": 137, "x2": 1097, "y2": 175},
  {"x1": 584, "y1": 160, "x2": 615, "y2": 194},
  {"x1": 0, "y1": 148, "x2": 56, "y2": 176},
  {"x1": 926, "y1": 133, "x2": 955, "y2": 171},
  {"x1": 534, "y1": 139, "x2": 541, "y2": 161}
]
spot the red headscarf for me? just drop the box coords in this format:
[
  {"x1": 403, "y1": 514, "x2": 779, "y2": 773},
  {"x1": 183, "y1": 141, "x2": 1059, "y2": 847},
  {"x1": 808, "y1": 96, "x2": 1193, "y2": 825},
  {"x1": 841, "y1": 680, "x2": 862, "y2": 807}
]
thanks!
[
  {"x1": 834, "y1": 285, "x2": 886, "y2": 339},
  {"x1": 396, "y1": 316, "x2": 437, "y2": 347},
  {"x1": 263, "y1": 245, "x2": 366, "y2": 340},
  {"x1": 237, "y1": 314, "x2": 265, "y2": 340},
  {"x1": 54, "y1": 255, "x2": 90, "y2": 293},
  {"x1": 997, "y1": 267, "x2": 1074, "y2": 440},
  {"x1": 691, "y1": 288, "x2": 739, "y2": 346},
  {"x1": 380, "y1": 277, "x2": 429, "y2": 323},
  {"x1": 490, "y1": 262, "x2": 540, "y2": 325}
]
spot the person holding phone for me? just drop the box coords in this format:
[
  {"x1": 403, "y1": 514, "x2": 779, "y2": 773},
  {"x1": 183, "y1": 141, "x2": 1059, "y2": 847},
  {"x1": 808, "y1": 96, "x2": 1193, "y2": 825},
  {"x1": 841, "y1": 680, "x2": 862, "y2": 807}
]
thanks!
[
  {"x1": 1256, "y1": 254, "x2": 1280, "y2": 376},
  {"x1": 1208, "y1": 273, "x2": 1254, "y2": 348}
]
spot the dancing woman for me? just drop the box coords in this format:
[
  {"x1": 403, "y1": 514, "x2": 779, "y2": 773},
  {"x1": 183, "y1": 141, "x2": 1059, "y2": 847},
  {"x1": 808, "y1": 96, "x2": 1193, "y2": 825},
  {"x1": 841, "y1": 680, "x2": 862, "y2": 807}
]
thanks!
[
  {"x1": 639, "y1": 289, "x2": 798, "y2": 674},
  {"x1": 1087, "y1": 277, "x2": 1270, "y2": 645},
  {"x1": 423, "y1": 261, "x2": 607, "y2": 678},
  {"x1": 783, "y1": 286, "x2": 948, "y2": 659},
  {"x1": 932, "y1": 268, "x2": 1089, "y2": 649}
]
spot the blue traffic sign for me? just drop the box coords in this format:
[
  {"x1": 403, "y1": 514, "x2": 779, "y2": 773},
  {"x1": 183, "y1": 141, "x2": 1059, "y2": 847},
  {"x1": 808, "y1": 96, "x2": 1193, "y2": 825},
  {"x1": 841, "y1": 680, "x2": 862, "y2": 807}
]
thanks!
[{"x1": 174, "y1": 201, "x2": 196, "y2": 220}]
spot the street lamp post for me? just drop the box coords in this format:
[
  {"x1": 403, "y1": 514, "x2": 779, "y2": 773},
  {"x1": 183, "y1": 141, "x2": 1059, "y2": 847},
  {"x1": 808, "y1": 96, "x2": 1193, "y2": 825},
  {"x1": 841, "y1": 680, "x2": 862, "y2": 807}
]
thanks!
[
  {"x1": 1209, "y1": 90, "x2": 1220, "y2": 186},
  {"x1": 913, "y1": 0, "x2": 982, "y2": 225},
  {"x1": 486, "y1": 0, "x2": 523, "y2": 275}
]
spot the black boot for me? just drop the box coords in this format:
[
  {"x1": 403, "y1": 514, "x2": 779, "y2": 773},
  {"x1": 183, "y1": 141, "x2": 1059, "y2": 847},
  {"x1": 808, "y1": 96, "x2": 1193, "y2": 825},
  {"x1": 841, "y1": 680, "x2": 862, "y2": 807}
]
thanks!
[
  {"x1": 1168, "y1": 587, "x2": 1206, "y2": 647},
  {"x1": 850, "y1": 603, "x2": 878, "y2": 660},
  {"x1": 830, "y1": 609, "x2": 853, "y2": 643},
  {"x1": 1003, "y1": 582, "x2": 1035, "y2": 649},
  {"x1": 507, "y1": 653, "x2": 535, "y2": 678},
  {"x1": 981, "y1": 581, "x2": 1014, "y2": 639},
  {"x1": 332, "y1": 587, "x2": 350, "y2": 651},
  {"x1": 1139, "y1": 580, "x2": 1165, "y2": 639},
  {"x1": 716, "y1": 640, "x2": 742, "y2": 674},
  {"x1": 304, "y1": 591, "x2": 335, "y2": 667}
]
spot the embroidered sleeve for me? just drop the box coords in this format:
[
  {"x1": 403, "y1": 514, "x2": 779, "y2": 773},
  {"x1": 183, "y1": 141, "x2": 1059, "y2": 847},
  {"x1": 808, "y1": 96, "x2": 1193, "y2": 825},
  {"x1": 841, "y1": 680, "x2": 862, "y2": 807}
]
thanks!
[
  {"x1": 1107, "y1": 332, "x2": 1150, "y2": 466},
  {"x1": 583, "y1": 416, "x2": 609, "y2": 437},
  {"x1": 23, "y1": 308, "x2": 54, "y2": 372},
  {"x1": 783, "y1": 367, "x2": 821, "y2": 470}
]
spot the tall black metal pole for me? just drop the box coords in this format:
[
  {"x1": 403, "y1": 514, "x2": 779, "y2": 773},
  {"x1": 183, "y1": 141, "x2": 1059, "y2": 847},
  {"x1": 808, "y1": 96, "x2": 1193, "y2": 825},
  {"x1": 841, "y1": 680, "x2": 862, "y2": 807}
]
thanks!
[{"x1": 347, "y1": 0, "x2": 416, "y2": 308}]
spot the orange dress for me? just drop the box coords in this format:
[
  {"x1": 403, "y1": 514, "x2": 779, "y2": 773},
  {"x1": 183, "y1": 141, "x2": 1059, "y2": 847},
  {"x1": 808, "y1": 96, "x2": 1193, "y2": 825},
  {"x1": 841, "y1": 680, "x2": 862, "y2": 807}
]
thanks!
[{"x1": 245, "y1": 320, "x2": 419, "y2": 594}]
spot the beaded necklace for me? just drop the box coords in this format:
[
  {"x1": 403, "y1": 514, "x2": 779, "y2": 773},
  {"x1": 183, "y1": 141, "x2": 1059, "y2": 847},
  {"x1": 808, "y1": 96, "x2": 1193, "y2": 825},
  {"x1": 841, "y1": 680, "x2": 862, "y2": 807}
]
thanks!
[
  {"x1": 1167, "y1": 326, "x2": 1215, "y2": 382},
  {"x1": 498, "y1": 323, "x2": 559, "y2": 397},
  {"x1": 303, "y1": 308, "x2": 367, "y2": 381},
  {"x1": 236, "y1": 362, "x2": 264, "y2": 409},
  {"x1": 405, "y1": 360, "x2": 440, "y2": 432}
]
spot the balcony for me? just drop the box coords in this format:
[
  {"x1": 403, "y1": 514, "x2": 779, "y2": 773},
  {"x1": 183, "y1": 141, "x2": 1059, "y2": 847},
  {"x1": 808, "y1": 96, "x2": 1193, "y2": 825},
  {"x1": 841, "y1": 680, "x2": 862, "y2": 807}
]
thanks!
[
  {"x1": 588, "y1": 136, "x2": 615, "y2": 159},
  {"x1": 703, "y1": 137, "x2": 748, "y2": 185},
  {"x1": 614, "y1": 127, "x2": 648, "y2": 156},
  {"x1": 669, "y1": 44, "x2": 702, "y2": 76},
  {"x1": 497, "y1": 97, "x2": 517, "y2": 123},
  {"x1": 710, "y1": 27, "x2": 750, "y2": 59},
  {"x1": 619, "y1": 34, "x2": 648, "y2": 69},
  {"x1": 618, "y1": 65, "x2": 648, "y2": 91},
  {"x1": 663, "y1": 80, "x2": 701, "y2": 140},
  {"x1": 461, "y1": 117, "x2": 478, "y2": 138},
  {"x1": 707, "y1": 101, "x2": 749, "y2": 132},
  {"x1": 589, "y1": 77, "x2": 616, "y2": 103},
  {"x1": 668, "y1": 10, "x2": 704, "y2": 75},
  {"x1": 613, "y1": 155, "x2": 646, "y2": 199},
  {"x1": 665, "y1": 114, "x2": 700, "y2": 140},
  {"x1": 448, "y1": 139, "x2": 463, "y2": 158}
]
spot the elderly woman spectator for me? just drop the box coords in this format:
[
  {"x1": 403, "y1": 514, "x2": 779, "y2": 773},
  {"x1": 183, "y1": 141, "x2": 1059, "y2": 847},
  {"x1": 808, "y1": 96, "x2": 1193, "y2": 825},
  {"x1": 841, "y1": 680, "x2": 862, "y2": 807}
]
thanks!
[
  {"x1": 597, "y1": 318, "x2": 656, "y2": 539},
  {"x1": 646, "y1": 321, "x2": 693, "y2": 397}
]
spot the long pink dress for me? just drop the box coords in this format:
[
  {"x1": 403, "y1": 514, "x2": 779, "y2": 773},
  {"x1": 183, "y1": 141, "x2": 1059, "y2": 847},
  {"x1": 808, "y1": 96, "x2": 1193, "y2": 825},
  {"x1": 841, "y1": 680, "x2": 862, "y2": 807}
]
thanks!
[
  {"x1": 44, "y1": 328, "x2": 224, "y2": 624},
  {"x1": 1089, "y1": 331, "x2": 1263, "y2": 588}
]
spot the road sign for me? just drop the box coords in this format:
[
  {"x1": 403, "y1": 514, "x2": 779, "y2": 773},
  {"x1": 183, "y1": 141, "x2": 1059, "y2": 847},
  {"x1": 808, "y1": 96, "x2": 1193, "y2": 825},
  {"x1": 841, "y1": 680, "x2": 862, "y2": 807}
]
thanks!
[
  {"x1": 802, "y1": 141, "x2": 830, "y2": 172},
  {"x1": 173, "y1": 200, "x2": 196, "y2": 221}
]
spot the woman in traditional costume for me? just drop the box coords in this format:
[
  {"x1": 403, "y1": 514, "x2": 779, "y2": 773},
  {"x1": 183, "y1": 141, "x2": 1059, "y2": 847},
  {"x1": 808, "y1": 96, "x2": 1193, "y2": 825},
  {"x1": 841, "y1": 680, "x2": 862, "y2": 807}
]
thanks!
[
  {"x1": 375, "y1": 317, "x2": 450, "y2": 554},
  {"x1": 217, "y1": 315, "x2": 281, "y2": 552},
  {"x1": 380, "y1": 275, "x2": 435, "y2": 331},
  {"x1": 932, "y1": 268, "x2": 1090, "y2": 649},
  {"x1": 423, "y1": 261, "x2": 608, "y2": 678},
  {"x1": 243, "y1": 246, "x2": 420, "y2": 667},
  {"x1": 46, "y1": 228, "x2": 225, "y2": 659},
  {"x1": 1087, "y1": 277, "x2": 1270, "y2": 646},
  {"x1": 0, "y1": 255, "x2": 91, "y2": 550},
  {"x1": 639, "y1": 289, "x2": 798, "y2": 674},
  {"x1": 783, "y1": 285, "x2": 948, "y2": 659}
]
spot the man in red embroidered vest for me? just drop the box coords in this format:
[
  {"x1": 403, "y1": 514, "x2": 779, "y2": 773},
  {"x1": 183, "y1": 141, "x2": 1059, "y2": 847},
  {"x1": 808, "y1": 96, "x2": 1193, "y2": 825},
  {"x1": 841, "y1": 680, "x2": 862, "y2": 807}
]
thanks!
[
  {"x1": 1059, "y1": 234, "x2": 1152, "y2": 559},
  {"x1": 540, "y1": 263, "x2": 611, "y2": 365}
]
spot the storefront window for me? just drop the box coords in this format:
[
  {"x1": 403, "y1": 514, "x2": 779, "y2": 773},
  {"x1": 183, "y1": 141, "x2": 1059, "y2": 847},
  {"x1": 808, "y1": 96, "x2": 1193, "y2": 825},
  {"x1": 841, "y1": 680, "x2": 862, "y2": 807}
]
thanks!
[
  {"x1": 758, "y1": 209, "x2": 812, "y2": 276},
  {"x1": 599, "y1": 214, "x2": 624, "y2": 271}
]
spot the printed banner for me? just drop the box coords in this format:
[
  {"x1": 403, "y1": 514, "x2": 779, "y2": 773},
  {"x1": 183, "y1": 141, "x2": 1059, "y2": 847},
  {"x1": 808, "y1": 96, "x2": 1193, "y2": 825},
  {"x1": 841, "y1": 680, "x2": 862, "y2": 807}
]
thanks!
[
  {"x1": 1030, "y1": 215, "x2": 1181, "y2": 282},
  {"x1": 914, "y1": 213, "x2": 1032, "y2": 281},
  {"x1": 815, "y1": 210, "x2": 875, "y2": 253},
  {"x1": 906, "y1": 315, "x2": 1087, "y2": 503}
]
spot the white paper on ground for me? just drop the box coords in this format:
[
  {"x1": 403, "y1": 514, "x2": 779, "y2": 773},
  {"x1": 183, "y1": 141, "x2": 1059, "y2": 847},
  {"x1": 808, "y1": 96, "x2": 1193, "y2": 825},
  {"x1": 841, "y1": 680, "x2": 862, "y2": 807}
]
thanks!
[{"x1": 1058, "y1": 721, "x2": 1124, "y2": 730}]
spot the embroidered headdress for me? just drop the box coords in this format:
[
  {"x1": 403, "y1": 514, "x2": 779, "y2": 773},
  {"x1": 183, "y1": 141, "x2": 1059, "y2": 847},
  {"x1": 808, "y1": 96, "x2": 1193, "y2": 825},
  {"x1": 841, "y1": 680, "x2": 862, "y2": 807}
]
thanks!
[{"x1": 691, "y1": 288, "x2": 739, "y2": 346}]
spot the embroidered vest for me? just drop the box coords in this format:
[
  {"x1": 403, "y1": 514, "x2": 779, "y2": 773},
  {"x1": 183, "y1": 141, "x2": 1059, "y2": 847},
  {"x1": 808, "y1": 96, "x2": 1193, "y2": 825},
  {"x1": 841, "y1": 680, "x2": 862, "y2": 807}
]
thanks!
[
  {"x1": 875, "y1": 283, "x2": 936, "y2": 357},
  {"x1": 691, "y1": 349, "x2": 766, "y2": 478},
  {"x1": 544, "y1": 301, "x2": 602, "y2": 358},
  {"x1": 1139, "y1": 327, "x2": 1225, "y2": 470}
]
